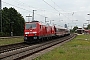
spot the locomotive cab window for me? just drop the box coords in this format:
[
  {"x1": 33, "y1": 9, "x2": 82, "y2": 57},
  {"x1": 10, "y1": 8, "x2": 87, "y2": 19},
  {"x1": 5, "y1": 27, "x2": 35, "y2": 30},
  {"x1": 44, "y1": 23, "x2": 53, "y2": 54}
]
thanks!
[{"x1": 25, "y1": 23, "x2": 36, "y2": 29}]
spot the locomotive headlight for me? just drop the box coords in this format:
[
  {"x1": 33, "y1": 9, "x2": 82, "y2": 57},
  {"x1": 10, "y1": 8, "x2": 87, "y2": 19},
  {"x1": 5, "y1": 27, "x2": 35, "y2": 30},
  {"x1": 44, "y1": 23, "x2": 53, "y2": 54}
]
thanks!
[
  {"x1": 32, "y1": 32, "x2": 37, "y2": 34},
  {"x1": 25, "y1": 32, "x2": 29, "y2": 34},
  {"x1": 33, "y1": 32, "x2": 37, "y2": 36}
]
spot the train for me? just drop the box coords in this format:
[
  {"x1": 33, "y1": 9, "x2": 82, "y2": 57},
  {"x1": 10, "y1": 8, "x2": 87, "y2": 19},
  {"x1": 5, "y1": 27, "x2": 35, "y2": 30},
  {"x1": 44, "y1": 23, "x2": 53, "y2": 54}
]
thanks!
[{"x1": 24, "y1": 21, "x2": 70, "y2": 43}]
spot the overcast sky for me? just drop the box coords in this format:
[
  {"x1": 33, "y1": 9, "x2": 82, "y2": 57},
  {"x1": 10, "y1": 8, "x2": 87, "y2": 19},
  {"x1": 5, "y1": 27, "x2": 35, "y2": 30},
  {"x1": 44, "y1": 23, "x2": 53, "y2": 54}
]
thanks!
[{"x1": 2, "y1": 0, "x2": 90, "y2": 29}]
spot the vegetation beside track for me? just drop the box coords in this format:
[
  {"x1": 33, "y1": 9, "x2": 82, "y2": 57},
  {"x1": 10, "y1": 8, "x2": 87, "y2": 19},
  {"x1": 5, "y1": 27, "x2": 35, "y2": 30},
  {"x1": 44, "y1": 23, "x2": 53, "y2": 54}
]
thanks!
[
  {"x1": 0, "y1": 37, "x2": 24, "y2": 46},
  {"x1": 34, "y1": 34, "x2": 90, "y2": 60}
]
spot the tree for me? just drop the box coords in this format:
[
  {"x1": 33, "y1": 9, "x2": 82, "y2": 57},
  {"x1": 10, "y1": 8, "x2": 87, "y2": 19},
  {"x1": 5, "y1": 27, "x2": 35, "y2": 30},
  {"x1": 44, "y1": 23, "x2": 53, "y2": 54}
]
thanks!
[
  {"x1": 8, "y1": 7, "x2": 25, "y2": 36},
  {"x1": 73, "y1": 26, "x2": 78, "y2": 32},
  {"x1": 0, "y1": 7, "x2": 25, "y2": 36},
  {"x1": 70, "y1": 26, "x2": 78, "y2": 33},
  {"x1": 1, "y1": 7, "x2": 10, "y2": 36},
  {"x1": 87, "y1": 24, "x2": 90, "y2": 29}
]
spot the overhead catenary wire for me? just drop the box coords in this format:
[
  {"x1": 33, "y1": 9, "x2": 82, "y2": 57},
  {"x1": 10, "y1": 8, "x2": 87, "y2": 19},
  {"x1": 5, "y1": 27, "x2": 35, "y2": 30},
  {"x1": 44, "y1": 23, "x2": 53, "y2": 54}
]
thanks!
[
  {"x1": 15, "y1": 0, "x2": 61, "y2": 16},
  {"x1": 2, "y1": 1, "x2": 32, "y2": 12},
  {"x1": 3, "y1": 0, "x2": 70, "y2": 21},
  {"x1": 12, "y1": 0, "x2": 37, "y2": 10},
  {"x1": 2, "y1": 1, "x2": 46, "y2": 18},
  {"x1": 10, "y1": 0, "x2": 49, "y2": 18},
  {"x1": 13, "y1": 0, "x2": 73, "y2": 21},
  {"x1": 2, "y1": 1, "x2": 54, "y2": 25},
  {"x1": 16, "y1": 0, "x2": 71, "y2": 24},
  {"x1": 51, "y1": 0, "x2": 66, "y2": 12},
  {"x1": 2, "y1": 0, "x2": 73, "y2": 27},
  {"x1": 51, "y1": 0, "x2": 72, "y2": 20},
  {"x1": 51, "y1": 0, "x2": 75, "y2": 14},
  {"x1": 42, "y1": 0, "x2": 60, "y2": 13},
  {"x1": 42, "y1": 0, "x2": 71, "y2": 20},
  {"x1": 12, "y1": 0, "x2": 60, "y2": 20}
]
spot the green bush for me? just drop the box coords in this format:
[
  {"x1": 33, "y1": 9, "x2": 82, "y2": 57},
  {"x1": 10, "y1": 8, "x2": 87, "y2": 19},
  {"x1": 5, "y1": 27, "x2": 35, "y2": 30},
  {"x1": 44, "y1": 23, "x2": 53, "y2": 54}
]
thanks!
[
  {"x1": 0, "y1": 32, "x2": 5, "y2": 37},
  {"x1": 0, "y1": 32, "x2": 10, "y2": 37}
]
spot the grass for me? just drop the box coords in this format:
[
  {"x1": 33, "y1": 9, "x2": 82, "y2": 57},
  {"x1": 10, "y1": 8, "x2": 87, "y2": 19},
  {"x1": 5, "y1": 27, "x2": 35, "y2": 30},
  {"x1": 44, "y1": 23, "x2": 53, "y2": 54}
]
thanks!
[
  {"x1": 34, "y1": 34, "x2": 90, "y2": 60},
  {"x1": 0, "y1": 37, "x2": 24, "y2": 46}
]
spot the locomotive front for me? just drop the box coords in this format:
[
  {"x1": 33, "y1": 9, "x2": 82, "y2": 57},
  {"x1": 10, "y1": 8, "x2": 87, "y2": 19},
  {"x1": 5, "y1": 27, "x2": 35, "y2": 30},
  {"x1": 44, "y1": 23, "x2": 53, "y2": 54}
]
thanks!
[{"x1": 24, "y1": 22, "x2": 38, "y2": 42}]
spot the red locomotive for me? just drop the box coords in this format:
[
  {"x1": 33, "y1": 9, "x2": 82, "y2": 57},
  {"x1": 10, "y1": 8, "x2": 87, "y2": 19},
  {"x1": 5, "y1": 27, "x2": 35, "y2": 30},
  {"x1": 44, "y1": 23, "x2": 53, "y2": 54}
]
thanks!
[{"x1": 24, "y1": 21, "x2": 70, "y2": 43}]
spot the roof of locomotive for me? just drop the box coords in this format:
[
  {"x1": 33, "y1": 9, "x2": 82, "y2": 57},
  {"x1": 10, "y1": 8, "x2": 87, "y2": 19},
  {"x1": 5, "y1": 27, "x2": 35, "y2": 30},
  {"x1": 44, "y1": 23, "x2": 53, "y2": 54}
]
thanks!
[
  {"x1": 25, "y1": 21, "x2": 47, "y2": 26},
  {"x1": 25, "y1": 21, "x2": 56, "y2": 27},
  {"x1": 25, "y1": 21, "x2": 39, "y2": 23}
]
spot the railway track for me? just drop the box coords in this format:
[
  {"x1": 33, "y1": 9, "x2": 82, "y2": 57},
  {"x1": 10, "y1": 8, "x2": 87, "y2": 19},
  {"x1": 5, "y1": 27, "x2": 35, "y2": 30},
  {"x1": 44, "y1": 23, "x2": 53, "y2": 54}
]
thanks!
[
  {"x1": 0, "y1": 43, "x2": 30, "y2": 53},
  {"x1": 0, "y1": 34, "x2": 76, "y2": 60}
]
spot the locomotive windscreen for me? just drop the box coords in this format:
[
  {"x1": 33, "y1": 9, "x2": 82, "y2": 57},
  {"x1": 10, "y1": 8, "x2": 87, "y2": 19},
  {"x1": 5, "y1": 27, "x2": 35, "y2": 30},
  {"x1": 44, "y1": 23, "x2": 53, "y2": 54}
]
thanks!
[{"x1": 25, "y1": 23, "x2": 36, "y2": 29}]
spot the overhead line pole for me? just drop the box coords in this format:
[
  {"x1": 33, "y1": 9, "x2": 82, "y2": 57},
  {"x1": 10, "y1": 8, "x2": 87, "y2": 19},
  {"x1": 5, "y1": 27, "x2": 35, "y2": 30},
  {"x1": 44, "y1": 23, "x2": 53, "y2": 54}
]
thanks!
[
  {"x1": 45, "y1": 17, "x2": 47, "y2": 23},
  {"x1": 87, "y1": 14, "x2": 90, "y2": 25},
  {"x1": 0, "y1": 0, "x2": 2, "y2": 32},
  {"x1": 86, "y1": 20, "x2": 90, "y2": 25},
  {"x1": 32, "y1": 10, "x2": 36, "y2": 21}
]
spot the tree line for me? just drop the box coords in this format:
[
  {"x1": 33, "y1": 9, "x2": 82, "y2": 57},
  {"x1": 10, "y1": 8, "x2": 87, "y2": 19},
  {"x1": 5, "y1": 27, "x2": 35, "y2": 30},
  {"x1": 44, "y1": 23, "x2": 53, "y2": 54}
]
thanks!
[{"x1": 0, "y1": 7, "x2": 25, "y2": 36}]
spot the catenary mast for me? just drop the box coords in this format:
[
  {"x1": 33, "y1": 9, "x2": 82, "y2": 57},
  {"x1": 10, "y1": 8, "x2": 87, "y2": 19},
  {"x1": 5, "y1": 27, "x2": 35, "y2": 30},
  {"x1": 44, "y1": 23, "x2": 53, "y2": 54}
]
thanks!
[{"x1": 0, "y1": 0, "x2": 2, "y2": 32}]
